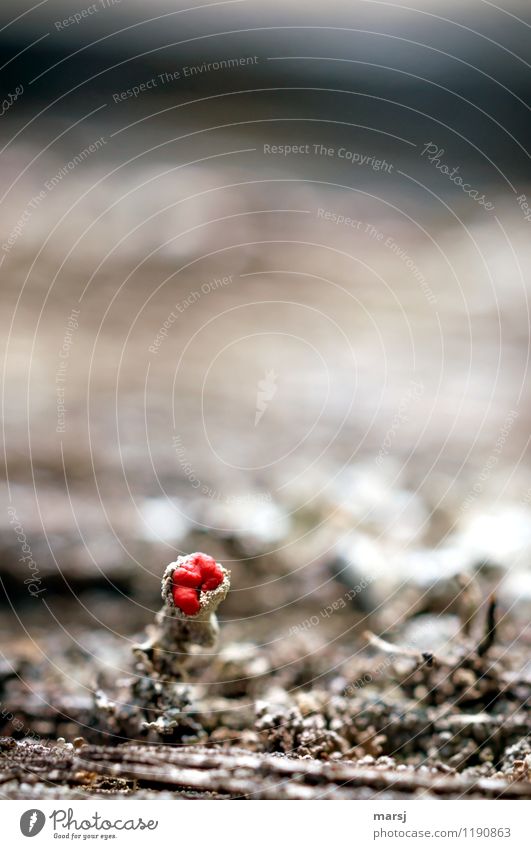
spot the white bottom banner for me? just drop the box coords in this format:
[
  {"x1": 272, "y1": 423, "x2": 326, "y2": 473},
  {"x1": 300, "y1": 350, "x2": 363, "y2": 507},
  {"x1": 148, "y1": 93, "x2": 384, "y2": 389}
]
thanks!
[{"x1": 2, "y1": 799, "x2": 530, "y2": 848}]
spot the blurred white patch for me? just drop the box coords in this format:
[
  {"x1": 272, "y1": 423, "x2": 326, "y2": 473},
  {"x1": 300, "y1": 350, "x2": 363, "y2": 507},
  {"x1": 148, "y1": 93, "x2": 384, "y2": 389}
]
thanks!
[
  {"x1": 195, "y1": 495, "x2": 290, "y2": 552},
  {"x1": 456, "y1": 505, "x2": 531, "y2": 567},
  {"x1": 331, "y1": 464, "x2": 430, "y2": 545},
  {"x1": 138, "y1": 497, "x2": 188, "y2": 543}
]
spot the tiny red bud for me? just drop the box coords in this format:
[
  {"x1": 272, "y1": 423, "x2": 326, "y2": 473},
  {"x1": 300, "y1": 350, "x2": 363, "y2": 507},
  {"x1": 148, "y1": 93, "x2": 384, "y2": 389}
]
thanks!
[
  {"x1": 170, "y1": 552, "x2": 224, "y2": 614},
  {"x1": 199, "y1": 559, "x2": 224, "y2": 591},
  {"x1": 189, "y1": 552, "x2": 216, "y2": 570},
  {"x1": 172, "y1": 585, "x2": 201, "y2": 615},
  {"x1": 172, "y1": 563, "x2": 202, "y2": 588}
]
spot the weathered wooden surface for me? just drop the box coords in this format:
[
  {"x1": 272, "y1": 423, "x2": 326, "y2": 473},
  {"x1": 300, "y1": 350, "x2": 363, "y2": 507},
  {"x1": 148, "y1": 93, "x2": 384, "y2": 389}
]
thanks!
[{"x1": 2, "y1": 740, "x2": 531, "y2": 800}]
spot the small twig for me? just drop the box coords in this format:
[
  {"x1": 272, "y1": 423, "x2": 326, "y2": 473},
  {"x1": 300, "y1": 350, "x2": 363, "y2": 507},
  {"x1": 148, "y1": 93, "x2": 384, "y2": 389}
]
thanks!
[
  {"x1": 363, "y1": 631, "x2": 435, "y2": 667},
  {"x1": 456, "y1": 572, "x2": 482, "y2": 636},
  {"x1": 477, "y1": 594, "x2": 497, "y2": 658}
]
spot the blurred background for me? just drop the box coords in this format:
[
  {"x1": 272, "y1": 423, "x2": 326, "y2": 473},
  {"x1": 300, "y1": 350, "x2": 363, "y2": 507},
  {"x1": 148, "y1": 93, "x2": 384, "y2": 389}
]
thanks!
[{"x1": 1, "y1": 0, "x2": 530, "y2": 730}]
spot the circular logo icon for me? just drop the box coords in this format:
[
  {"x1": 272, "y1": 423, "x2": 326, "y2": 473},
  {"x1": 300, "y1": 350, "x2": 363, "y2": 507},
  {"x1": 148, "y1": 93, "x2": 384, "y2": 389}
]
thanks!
[{"x1": 20, "y1": 810, "x2": 46, "y2": 837}]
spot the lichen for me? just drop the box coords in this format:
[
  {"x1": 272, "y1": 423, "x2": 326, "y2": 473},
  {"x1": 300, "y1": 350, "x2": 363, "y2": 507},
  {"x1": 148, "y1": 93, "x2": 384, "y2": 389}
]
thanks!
[
  {"x1": 94, "y1": 553, "x2": 230, "y2": 742},
  {"x1": 133, "y1": 553, "x2": 230, "y2": 680}
]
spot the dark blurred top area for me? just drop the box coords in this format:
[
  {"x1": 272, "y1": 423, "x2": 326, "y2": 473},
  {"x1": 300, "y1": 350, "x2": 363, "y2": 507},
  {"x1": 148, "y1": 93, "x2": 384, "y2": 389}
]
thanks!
[{"x1": 0, "y1": 0, "x2": 530, "y2": 171}]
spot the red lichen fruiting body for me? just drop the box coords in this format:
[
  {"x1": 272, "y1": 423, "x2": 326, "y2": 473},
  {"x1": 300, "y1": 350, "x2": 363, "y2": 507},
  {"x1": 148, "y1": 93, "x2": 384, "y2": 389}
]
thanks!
[
  {"x1": 189, "y1": 552, "x2": 216, "y2": 571},
  {"x1": 171, "y1": 552, "x2": 225, "y2": 614},
  {"x1": 172, "y1": 585, "x2": 201, "y2": 615},
  {"x1": 172, "y1": 562, "x2": 202, "y2": 588},
  {"x1": 199, "y1": 562, "x2": 224, "y2": 591},
  {"x1": 195, "y1": 554, "x2": 224, "y2": 591}
]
